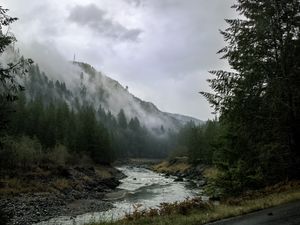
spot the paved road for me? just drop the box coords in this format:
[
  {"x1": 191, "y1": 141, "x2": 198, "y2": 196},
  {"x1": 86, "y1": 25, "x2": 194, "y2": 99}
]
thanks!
[{"x1": 206, "y1": 201, "x2": 300, "y2": 225}]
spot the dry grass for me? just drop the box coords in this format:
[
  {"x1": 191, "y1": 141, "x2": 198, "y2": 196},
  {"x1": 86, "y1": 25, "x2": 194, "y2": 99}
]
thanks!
[
  {"x1": 0, "y1": 178, "x2": 23, "y2": 195},
  {"x1": 0, "y1": 164, "x2": 118, "y2": 196},
  {"x1": 123, "y1": 198, "x2": 211, "y2": 221},
  {"x1": 53, "y1": 178, "x2": 71, "y2": 191},
  {"x1": 153, "y1": 161, "x2": 191, "y2": 174},
  {"x1": 0, "y1": 178, "x2": 52, "y2": 195},
  {"x1": 95, "y1": 167, "x2": 113, "y2": 179},
  {"x1": 202, "y1": 167, "x2": 220, "y2": 179}
]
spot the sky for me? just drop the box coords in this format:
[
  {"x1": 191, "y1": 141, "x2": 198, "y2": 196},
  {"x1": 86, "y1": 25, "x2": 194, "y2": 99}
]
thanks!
[{"x1": 2, "y1": 0, "x2": 236, "y2": 120}]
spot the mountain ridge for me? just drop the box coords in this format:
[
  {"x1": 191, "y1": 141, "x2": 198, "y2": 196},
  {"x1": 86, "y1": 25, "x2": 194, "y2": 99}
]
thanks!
[{"x1": 75, "y1": 61, "x2": 203, "y2": 131}]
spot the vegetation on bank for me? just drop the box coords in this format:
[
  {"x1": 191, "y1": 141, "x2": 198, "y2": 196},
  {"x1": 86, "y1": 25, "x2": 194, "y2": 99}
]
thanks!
[
  {"x1": 153, "y1": 158, "x2": 191, "y2": 174},
  {"x1": 0, "y1": 163, "x2": 119, "y2": 196},
  {"x1": 90, "y1": 181, "x2": 300, "y2": 225}
]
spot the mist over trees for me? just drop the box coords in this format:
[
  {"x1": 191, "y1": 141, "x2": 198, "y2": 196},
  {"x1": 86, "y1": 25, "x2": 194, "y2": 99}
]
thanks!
[
  {"x1": 0, "y1": 5, "x2": 179, "y2": 169},
  {"x1": 0, "y1": 62, "x2": 177, "y2": 169}
]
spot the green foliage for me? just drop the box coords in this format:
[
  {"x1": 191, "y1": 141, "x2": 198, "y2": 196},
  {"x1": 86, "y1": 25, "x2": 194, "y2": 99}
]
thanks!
[
  {"x1": 0, "y1": 6, "x2": 32, "y2": 133},
  {"x1": 173, "y1": 120, "x2": 220, "y2": 165},
  {"x1": 117, "y1": 109, "x2": 128, "y2": 129},
  {"x1": 9, "y1": 96, "x2": 114, "y2": 164},
  {"x1": 0, "y1": 136, "x2": 42, "y2": 169},
  {"x1": 201, "y1": 0, "x2": 300, "y2": 194},
  {"x1": 46, "y1": 144, "x2": 70, "y2": 166}
]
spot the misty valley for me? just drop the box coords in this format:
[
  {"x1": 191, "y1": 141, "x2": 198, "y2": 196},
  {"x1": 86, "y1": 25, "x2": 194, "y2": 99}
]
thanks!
[
  {"x1": 0, "y1": 48, "x2": 213, "y2": 225},
  {"x1": 1, "y1": 1, "x2": 300, "y2": 225}
]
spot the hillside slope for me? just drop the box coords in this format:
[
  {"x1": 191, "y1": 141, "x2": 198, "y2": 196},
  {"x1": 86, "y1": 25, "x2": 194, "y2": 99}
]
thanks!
[
  {"x1": 77, "y1": 62, "x2": 202, "y2": 131},
  {"x1": 29, "y1": 61, "x2": 202, "y2": 132}
]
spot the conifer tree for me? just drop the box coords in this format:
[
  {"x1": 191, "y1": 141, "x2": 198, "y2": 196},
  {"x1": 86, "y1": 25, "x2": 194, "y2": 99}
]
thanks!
[
  {"x1": 117, "y1": 109, "x2": 128, "y2": 129},
  {"x1": 0, "y1": 6, "x2": 32, "y2": 133},
  {"x1": 201, "y1": 0, "x2": 300, "y2": 193}
]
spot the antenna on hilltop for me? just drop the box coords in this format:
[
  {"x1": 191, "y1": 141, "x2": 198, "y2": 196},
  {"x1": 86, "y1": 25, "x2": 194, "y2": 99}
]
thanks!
[{"x1": 73, "y1": 54, "x2": 76, "y2": 63}]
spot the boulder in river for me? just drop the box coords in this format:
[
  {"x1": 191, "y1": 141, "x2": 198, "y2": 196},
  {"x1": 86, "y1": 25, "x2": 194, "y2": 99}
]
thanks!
[{"x1": 174, "y1": 177, "x2": 184, "y2": 182}]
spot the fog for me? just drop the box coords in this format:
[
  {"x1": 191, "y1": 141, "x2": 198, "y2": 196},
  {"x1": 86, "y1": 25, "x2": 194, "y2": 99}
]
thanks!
[{"x1": 2, "y1": 0, "x2": 237, "y2": 120}]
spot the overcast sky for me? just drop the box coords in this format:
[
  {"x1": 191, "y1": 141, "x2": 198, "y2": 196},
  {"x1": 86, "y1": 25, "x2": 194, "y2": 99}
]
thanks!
[{"x1": 2, "y1": 0, "x2": 236, "y2": 120}]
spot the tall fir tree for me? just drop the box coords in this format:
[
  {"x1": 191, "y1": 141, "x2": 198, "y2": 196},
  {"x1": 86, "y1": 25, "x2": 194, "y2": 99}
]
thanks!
[
  {"x1": 201, "y1": 0, "x2": 300, "y2": 193},
  {"x1": 0, "y1": 6, "x2": 32, "y2": 134}
]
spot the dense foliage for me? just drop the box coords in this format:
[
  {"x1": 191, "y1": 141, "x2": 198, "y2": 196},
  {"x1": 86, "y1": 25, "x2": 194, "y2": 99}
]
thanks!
[
  {"x1": 201, "y1": 0, "x2": 300, "y2": 194},
  {"x1": 171, "y1": 120, "x2": 220, "y2": 165}
]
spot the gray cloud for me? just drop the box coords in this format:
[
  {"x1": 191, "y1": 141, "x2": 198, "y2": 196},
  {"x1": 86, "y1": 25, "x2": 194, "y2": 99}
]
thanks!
[
  {"x1": 2, "y1": 0, "x2": 237, "y2": 120},
  {"x1": 68, "y1": 4, "x2": 142, "y2": 41},
  {"x1": 124, "y1": 0, "x2": 143, "y2": 7}
]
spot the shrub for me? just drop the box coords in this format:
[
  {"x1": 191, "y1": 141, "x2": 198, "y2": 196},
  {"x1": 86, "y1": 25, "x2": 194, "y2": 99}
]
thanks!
[
  {"x1": 46, "y1": 144, "x2": 70, "y2": 166},
  {"x1": 124, "y1": 198, "x2": 211, "y2": 221},
  {"x1": 0, "y1": 136, "x2": 42, "y2": 169}
]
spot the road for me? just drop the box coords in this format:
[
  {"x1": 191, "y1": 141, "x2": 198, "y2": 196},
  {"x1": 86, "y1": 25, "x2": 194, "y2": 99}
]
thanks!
[{"x1": 206, "y1": 200, "x2": 300, "y2": 225}]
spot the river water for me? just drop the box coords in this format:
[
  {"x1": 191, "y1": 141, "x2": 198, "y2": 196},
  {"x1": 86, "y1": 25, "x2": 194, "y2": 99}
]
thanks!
[{"x1": 35, "y1": 166, "x2": 201, "y2": 225}]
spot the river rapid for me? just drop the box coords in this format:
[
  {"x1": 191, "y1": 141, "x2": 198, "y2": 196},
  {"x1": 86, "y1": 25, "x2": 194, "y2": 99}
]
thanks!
[{"x1": 35, "y1": 166, "x2": 201, "y2": 225}]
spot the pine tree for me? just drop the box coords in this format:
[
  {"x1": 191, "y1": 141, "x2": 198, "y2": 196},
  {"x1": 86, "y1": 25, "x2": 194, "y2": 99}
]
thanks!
[
  {"x1": 117, "y1": 109, "x2": 128, "y2": 129},
  {"x1": 0, "y1": 6, "x2": 32, "y2": 134},
  {"x1": 201, "y1": 0, "x2": 300, "y2": 193},
  {"x1": 128, "y1": 117, "x2": 141, "y2": 131}
]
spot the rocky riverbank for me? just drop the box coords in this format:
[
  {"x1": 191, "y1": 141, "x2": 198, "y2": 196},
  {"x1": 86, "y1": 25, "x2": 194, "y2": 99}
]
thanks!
[
  {"x1": 152, "y1": 157, "x2": 207, "y2": 187},
  {"x1": 0, "y1": 165, "x2": 126, "y2": 225}
]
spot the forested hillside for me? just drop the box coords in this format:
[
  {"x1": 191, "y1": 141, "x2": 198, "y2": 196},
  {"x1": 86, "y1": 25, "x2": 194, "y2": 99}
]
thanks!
[
  {"x1": 0, "y1": 7, "x2": 203, "y2": 171},
  {"x1": 1, "y1": 61, "x2": 187, "y2": 167}
]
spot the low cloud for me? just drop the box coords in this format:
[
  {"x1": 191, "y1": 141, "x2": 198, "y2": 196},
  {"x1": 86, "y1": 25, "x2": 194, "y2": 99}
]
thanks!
[
  {"x1": 68, "y1": 4, "x2": 142, "y2": 41},
  {"x1": 124, "y1": 0, "x2": 143, "y2": 7},
  {"x1": 2, "y1": 0, "x2": 237, "y2": 120}
]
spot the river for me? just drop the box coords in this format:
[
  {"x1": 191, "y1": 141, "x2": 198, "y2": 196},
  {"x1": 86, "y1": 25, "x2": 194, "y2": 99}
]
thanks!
[{"x1": 35, "y1": 166, "x2": 201, "y2": 225}]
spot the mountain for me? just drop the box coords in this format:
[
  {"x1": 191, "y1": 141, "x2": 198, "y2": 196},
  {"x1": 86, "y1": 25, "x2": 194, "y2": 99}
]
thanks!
[
  {"x1": 165, "y1": 113, "x2": 203, "y2": 126},
  {"x1": 2, "y1": 47, "x2": 204, "y2": 158},
  {"x1": 17, "y1": 60, "x2": 204, "y2": 158},
  {"x1": 74, "y1": 62, "x2": 203, "y2": 131},
  {"x1": 21, "y1": 58, "x2": 202, "y2": 134}
]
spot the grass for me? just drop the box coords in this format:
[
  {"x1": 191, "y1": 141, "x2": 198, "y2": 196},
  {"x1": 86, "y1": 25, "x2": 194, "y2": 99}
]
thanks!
[
  {"x1": 95, "y1": 166, "x2": 115, "y2": 179},
  {"x1": 89, "y1": 181, "x2": 300, "y2": 225},
  {"x1": 0, "y1": 164, "x2": 117, "y2": 195},
  {"x1": 0, "y1": 177, "x2": 71, "y2": 194},
  {"x1": 53, "y1": 178, "x2": 71, "y2": 191},
  {"x1": 202, "y1": 167, "x2": 219, "y2": 180},
  {"x1": 152, "y1": 160, "x2": 191, "y2": 174}
]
